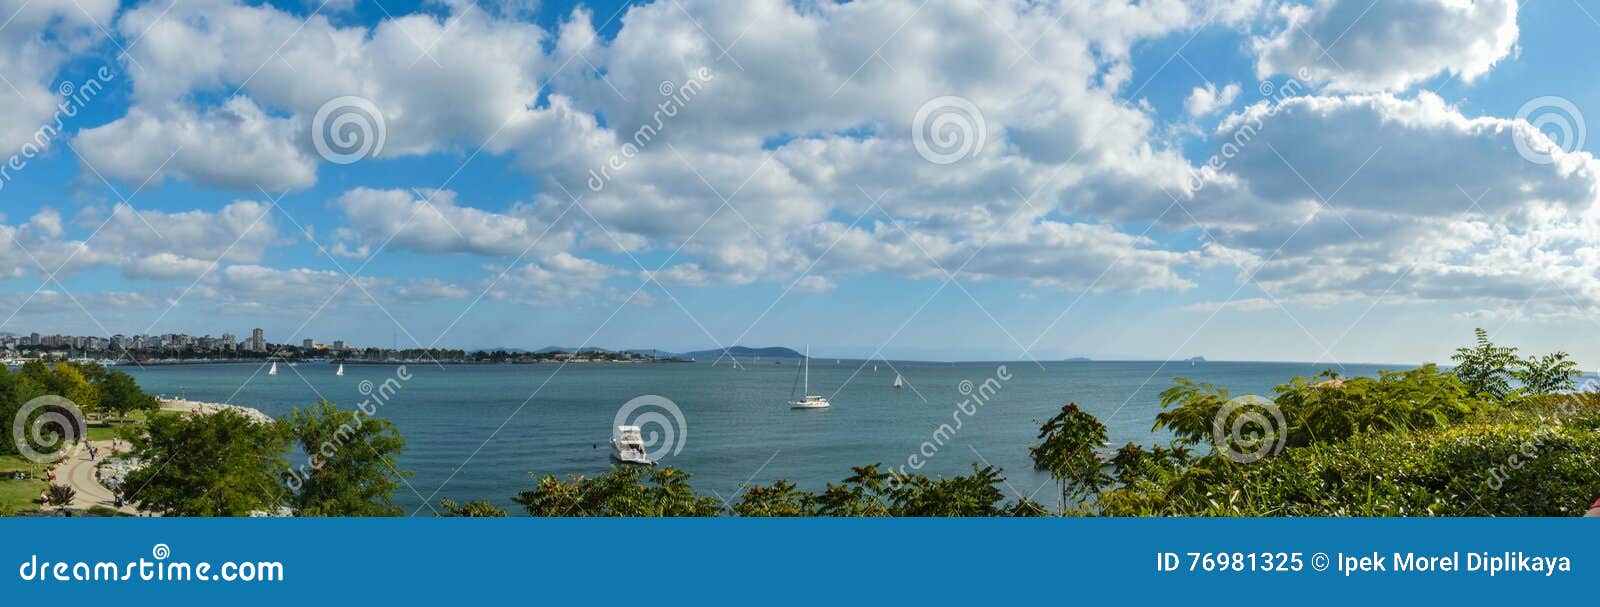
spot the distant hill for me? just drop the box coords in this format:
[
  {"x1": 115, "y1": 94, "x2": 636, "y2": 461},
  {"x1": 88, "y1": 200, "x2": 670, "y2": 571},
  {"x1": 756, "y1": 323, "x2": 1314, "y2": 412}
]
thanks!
[{"x1": 682, "y1": 346, "x2": 805, "y2": 360}]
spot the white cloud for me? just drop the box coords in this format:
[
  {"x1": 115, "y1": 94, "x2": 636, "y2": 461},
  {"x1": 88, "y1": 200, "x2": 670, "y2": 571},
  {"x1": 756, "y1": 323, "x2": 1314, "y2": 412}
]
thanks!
[
  {"x1": 1254, "y1": 0, "x2": 1519, "y2": 92},
  {"x1": 74, "y1": 98, "x2": 317, "y2": 190},
  {"x1": 0, "y1": 201, "x2": 279, "y2": 282},
  {"x1": 0, "y1": 0, "x2": 117, "y2": 157},
  {"x1": 485, "y1": 253, "x2": 624, "y2": 306},
  {"x1": 393, "y1": 278, "x2": 471, "y2": 302},
  {"x1": 1185, "y1": 82, "x2": 1241, "y2": 117},
  {"x1": 331, "y1": 188, "x2": 572, "y2": 257},
  {"x1": 1183, "y1": 92, "x2": 1600, "y2": 310}
]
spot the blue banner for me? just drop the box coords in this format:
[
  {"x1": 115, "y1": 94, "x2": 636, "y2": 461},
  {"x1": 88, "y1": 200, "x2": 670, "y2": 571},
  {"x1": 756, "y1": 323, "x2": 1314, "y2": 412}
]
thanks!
[{"x1": 1, "y1": 518, "x2": 1592, "y2": 604}]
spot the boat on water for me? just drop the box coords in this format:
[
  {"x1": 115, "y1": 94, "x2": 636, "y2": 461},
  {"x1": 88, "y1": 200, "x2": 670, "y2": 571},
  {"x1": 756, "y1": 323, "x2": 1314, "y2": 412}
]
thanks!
[
  {"x1": 789, "y1": 346, "x2": 831, "y2": 409},
  {"x1": 268, "y1": 362, "x2": 278, "y2": 376},
  {"x1": 610, "y1": 425, "x2": 654, "y2": 465},
  {"x1": 336, "y1": 363, "x2": 345, "y2": 376},
  {"x1": 893, "y1": 373, "x2": 905, "y2": 389}
]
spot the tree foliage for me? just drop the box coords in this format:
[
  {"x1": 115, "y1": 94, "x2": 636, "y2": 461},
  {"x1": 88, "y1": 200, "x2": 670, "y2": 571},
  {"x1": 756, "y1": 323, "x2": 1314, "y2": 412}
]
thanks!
[
  {"x1": 287, "y1": 400, "x2": 410, "y2": 517},
  {"x1": 1029, "y1": 403, "x2": 1111, "y2": 510},
  {"x1": 124, "y1": 410, "x2": 292, "y2": 516},
  {"x1": 514, "y1": 466, "x2": 723, "y2": 517},
  {"x1": 438, "y1": 498, "x2": 508, "y2": 517}
]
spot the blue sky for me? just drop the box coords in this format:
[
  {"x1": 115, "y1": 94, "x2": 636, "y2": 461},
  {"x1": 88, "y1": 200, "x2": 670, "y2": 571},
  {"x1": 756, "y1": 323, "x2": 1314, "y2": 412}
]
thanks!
[{"x1": 2, "y1": 0, "x2": 1599, "y2": 365}]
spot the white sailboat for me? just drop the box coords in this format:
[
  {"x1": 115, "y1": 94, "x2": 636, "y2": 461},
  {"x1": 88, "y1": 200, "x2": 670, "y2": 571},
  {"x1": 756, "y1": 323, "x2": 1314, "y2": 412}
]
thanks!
[
  {"x1": 789, "y1": 346, "x2": 831, "y2": 409},
  {"x1": 336, "y1": 363, "x2": 345, "y2": 376},
  {"x1": 268, "y1": 362, "x2": 278, "y2": 376},
  {"x1": 893, "y1": 373, "x2": 905, "y2": 389}
]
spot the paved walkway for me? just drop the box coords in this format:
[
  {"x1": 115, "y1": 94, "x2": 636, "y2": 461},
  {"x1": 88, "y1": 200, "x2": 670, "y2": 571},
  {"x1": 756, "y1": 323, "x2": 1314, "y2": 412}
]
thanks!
[{"x1": 59, "y1": 440, "x2": 140, "y2": 515}]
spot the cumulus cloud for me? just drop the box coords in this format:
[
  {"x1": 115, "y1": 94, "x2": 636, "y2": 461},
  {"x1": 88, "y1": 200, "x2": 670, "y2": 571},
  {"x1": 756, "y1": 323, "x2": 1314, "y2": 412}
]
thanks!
[
  {"x1": 0, "y1": 201, "x2": 279, "y2": 282},
  {"x1": 11, "y1": 0, "x2": 1584, "y2": 325},
  {"x1": 1254, "y1": 0, "x2": 1519, "y2": 91},
  {"x1": 485, "y1": 253, "x2": 624, "y2": 306},
  {"x1": 331, "y1": 188, "x2": 572, "y2": 258},
  {"x1": 0, "y1": 0, "x2": 117, "y2": 157},
  {"x1": 1186, "y1": 82, "x2": 1241, "y2": 117},
  {"x1": 1183, "y1": 92, "x2": 1600, "y2": 311}
]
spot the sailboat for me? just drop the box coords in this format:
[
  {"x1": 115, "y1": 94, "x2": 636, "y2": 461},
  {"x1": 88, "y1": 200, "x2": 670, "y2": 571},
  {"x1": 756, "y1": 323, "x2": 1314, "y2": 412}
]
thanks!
[
  {"x1": 336, "y1": 363, "x2": 345, "y2": 376},
  {"x1": 893, "y1": 373, "x2": 905, "y2": 389},
  {"x1": 788, "y1": 346, "x2": 831, "y2": 409},
  {"x1": 268, "y1": 362, "x2": 278, "y2": 376}
]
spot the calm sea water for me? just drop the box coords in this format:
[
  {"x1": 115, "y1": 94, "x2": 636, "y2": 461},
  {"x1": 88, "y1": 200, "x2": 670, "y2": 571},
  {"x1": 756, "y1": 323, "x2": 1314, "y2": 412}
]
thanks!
[{"x1": 123, "y1": 359, "x2": 1396, "y2": 514}]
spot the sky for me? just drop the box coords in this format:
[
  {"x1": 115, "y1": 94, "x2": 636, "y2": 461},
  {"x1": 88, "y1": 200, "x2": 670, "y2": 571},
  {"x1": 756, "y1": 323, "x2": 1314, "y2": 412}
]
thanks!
[{"x1": 1, "y1": 0, "x2": 1598, "y2": 366}]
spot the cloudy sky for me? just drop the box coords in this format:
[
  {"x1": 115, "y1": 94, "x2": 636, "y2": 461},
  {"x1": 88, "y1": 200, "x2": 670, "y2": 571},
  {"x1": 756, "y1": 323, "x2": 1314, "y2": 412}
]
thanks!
[{"x1": 1, "y1": 0, "x2": 1597, "y2": 365}]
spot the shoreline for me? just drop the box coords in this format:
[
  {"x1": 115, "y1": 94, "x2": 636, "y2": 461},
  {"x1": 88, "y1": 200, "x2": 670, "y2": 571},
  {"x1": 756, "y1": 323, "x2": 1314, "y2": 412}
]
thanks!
[{"x1": 157, "y1": 398, "x2": 273, "y2": 423}]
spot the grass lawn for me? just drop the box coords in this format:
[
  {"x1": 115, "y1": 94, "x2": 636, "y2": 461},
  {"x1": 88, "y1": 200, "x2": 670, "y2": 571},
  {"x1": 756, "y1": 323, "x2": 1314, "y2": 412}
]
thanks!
[
  {"x1": 0, "y1": 476, "x2": 45, "y2": 515},
  {"x1": 85, "y1": 411, "x2": 150, "y2": 442},
  {"x1": 0, "y1": 454, "x2": 46, "y2": 475}
]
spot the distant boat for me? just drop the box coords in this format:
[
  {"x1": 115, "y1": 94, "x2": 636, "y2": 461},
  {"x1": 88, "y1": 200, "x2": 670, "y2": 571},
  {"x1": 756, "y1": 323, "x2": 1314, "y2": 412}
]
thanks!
[
  {"x1": 893, "y1": 374, "x2": 905, "y2": 389},
  {"x1": 789, "y1": 345, "x2": 831, "y2": 410},
  {"x1": 874, "y1": 365, "x2": 878, "y2": 372},
  {"x1": 610, "y1": 426, "x2": 654, "y2": 465},
  {"x1": 336, "y1": 364, "x2": 345, "y2": 376},
  {"x1": 268, "y1": 362, "x2": 278, "y2": 376}
]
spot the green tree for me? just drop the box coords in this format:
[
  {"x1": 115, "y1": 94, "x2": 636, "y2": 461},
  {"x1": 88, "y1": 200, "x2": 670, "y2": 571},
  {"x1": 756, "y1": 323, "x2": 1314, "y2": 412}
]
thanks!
[
  {"x1": 1515, "y1": 351, "x2": 1580, "y2": 396},
  {"x1": 93, "y1": 369, "x2": 159, "y2": 420},
  {"x1": 286, "y1": 400, "x2": 410, "y2": 517},
  {"x1": 1029, "y1": 403, "x2": 1111, "y2": 512},
  {"x1": 514, "y1": 466, "x2": 722, "y2": 517},
  {"x1": 124, "y1": 410, "x2": 291, "y2": 516},
  {"x1": 1451, "y1": 328, "x2": 1520, "y2": 400},
  {"x1": 437, "y1": 498, "x2": 508, "y2": 517},
  {"x1": 0, "y1": 366, "x2": 48, "y2": 457},
  {"x1": 20, "y1": 362, "x2": 102, "y2": 417}
]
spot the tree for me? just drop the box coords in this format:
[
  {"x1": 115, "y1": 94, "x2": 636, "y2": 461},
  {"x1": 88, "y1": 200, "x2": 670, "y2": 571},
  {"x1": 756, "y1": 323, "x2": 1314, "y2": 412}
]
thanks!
[
  {"x1": 438, "y1": 498, "x2": 508, "y2": 517},
  {"x1": 21, "y1": 362, "x2": 101, "y2": 417},
  {"x1": 287, "y1": 400, "x2": 410, "y2": 517},
  {"x1": 1029, "y1": 403, "x2": 1111, "y2": 512},
  {"x1": 1515, "y1": 351, "x2": 1580, "y2": 396},
  {"x1": 0, "y1": 366, "x2": 48, "y2": 457},
  {"x1": 124, "y1": 410, "x2": 291, "y2": 516},
  {"x1": 514, "y1": 466, "x2": 723, "y2": 517},
  {"x1": 1451, "y1": 328, "x2": 1520, "y2": 400},
  {"x1": 92, "y1": 369, "x2": 159, "y2": 420}
]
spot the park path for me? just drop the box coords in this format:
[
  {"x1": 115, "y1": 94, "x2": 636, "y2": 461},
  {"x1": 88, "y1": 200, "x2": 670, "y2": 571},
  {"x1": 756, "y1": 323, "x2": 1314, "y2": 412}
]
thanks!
[{"x1": 60, "y1": 440, "x2": 140, "y2": 515}]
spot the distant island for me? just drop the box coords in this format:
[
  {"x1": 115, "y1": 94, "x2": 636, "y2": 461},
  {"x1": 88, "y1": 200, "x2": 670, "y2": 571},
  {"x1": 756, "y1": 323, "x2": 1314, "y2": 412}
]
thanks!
[{"x1": 1064, "y1": 357, "x2": 1092, "y2": 362}]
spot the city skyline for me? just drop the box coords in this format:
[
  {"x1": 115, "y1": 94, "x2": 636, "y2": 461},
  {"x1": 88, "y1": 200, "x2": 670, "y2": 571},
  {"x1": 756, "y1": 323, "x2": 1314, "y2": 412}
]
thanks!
[{"x1": 1, "y1": 1, "x2": 1598, "y2": 367}]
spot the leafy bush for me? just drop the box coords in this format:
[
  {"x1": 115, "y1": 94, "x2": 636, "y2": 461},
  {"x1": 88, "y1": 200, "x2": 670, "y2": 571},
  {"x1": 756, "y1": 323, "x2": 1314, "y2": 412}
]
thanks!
[
  {"x1": 1155, "y1": 364, "x2": 1488, "y2": 452},
  {"x1": 1104, "y1": 395, "x2": 1600, "y2": 516},
  {"x1": 514, "y1": 466, "x2": 723, "y2": 517}
]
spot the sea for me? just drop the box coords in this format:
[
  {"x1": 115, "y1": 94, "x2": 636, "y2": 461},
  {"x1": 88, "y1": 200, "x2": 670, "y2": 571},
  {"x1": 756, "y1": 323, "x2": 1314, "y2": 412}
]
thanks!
[{"x1": 122, "y1": 359, "x2": 1400, "y2": 514}]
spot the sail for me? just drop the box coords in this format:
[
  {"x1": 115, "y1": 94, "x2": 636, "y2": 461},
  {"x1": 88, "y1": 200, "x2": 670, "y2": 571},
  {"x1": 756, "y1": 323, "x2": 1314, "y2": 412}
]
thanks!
[{"x1": 893, "y1": 374, "x2": 904, "y2": 388}]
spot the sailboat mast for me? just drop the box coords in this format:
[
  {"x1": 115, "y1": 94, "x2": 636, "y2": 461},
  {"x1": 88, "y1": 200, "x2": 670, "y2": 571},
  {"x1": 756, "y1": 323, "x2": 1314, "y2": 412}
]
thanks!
[{"x1": 803, "y1": 345, "x2": 809, "y2": 394}]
